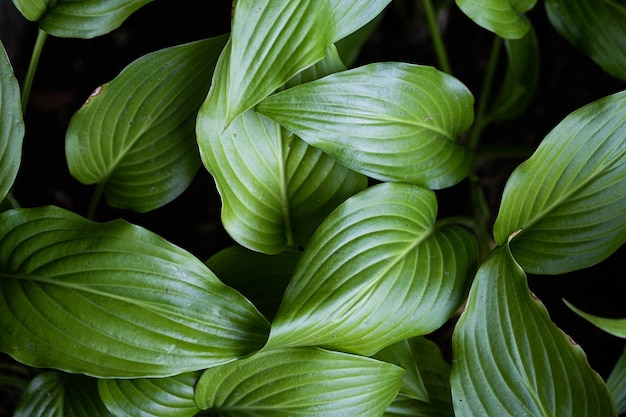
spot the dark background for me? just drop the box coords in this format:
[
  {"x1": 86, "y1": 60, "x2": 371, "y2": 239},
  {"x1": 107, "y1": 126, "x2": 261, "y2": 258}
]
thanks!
[{"x1": 1, "y1": 0, "x2": 625, "y2": 414}]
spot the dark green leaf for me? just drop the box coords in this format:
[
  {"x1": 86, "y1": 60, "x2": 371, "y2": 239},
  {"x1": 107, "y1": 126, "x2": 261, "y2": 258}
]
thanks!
[
  {"x1": 455, "y1": 0, "x2": 537, "y2": 39},
  {"x1": 267, "y1": 182, "x2": 477, "y2": 355},
  {"x1": 0, "y1": 206, "x2": 269, "y2": 378},
  {"x1": 608, "y1": 346, "x2": 626, "y2": 415},
  {"x1": 194, "y1": 347, "x2": 404, "y2": 417},
  {"x1": 564, "y1": 300, "x2": 626, "y2": 338},
  {"x1": 451, "y1": 245, "x2": 616, "y2": 416}
]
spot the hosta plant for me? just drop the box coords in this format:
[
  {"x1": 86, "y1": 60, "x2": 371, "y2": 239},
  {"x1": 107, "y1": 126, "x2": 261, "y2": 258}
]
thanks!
[{"x1": 1, "y1": 0, "x2": 625, "y2": 416}]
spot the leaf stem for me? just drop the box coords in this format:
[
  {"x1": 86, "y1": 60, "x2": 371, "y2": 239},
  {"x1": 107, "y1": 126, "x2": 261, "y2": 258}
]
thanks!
[
  {"x1": 87, "y1": 183, "x2": 105, "y2": 220},
  {"x1": 22, "y1": 29, "x2": 48, "y2": 113},
  {"x1": 422, "y1": 0, "x2": 452, "y2": 74}
]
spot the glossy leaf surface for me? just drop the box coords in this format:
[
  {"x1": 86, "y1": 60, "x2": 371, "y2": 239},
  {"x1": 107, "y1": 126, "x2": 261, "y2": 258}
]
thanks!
[
  {"x1": 194, "y1": 347, "x2": 404, "y2": 416},
  {"x1": 456, "y1": 0, "x2": 537, "y2": 39},
  {"x1": 257, "y1": 63, "x2": 475, "y2": 189},
  {"x1": 11, "y1": 0, "x2": 155, "y2": 38},
  {"x1": 66, "y1": 36, "x2": 227, "y2": 212},
  {"x1": 451, "y1": 245, "x2": 616, "y2": 416},
  {"x1": 267, "y1": 182, "x2": 477, "y2": 355},
  {"x1": 0, "y1": 206, "x2": 269, "y2": 378},
  {"x1": 608, "y1": 347, "x2": 626, "y2": 415},
  {"x1": 493, "y1": 91, "x2": 626, "y2": 274},
  {"x1": 98, "y1": 371, "x2": 200, "y2": 417},
  {"x1": 564, "y1": 300, "x2": 626, "y2": 338},
  {"x1": 546, "y1": 0, "x2": 626, "y2": 81}
]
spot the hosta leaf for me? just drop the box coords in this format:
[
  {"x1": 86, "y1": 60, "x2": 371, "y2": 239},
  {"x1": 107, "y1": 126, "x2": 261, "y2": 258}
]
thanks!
[
  {"x1": 455, "y1": 0, "x2": 537, "y2": 39},
  {"x1": 197, "y1": 43, "x2": 366, "y2": 254},
  {"x1": 493, "y1": 91, "x2": 626, "y2": 274},
  {"x1": 450, "y1": 245, "x2": 616, "y2": 417},
  {"x1": 608, "y1": 346, "x2": 626, "y2": 414},
  {"x1": 0, "y1": 41, "x2": 23, "y2": 203},
  {"x1": 564, "y1": 300, "x2": 626, "y2": 338},
  {"x1": 98, "y1": 371, "x2": 201, "y2": 417},
  {"x1": 11, "y1": 0, "x2": 155, "y2": 38},
  {"x1": 0, "y1": 206, "x2": 269, "y2": 378},
  {"x1": 14, "y1": 371, "x2": 112, "y2": 417},
  {"x1": 257, "y1": 63, "x2": 475, "y2": 189},
  {"x1": 207, "y1": 246, "x2": 301, "y2": 321},
  {"x1": 546, "y1": 0, "x2": 626, "y2": 81},
  {"x1": 327, "y1": 0, "x2": 391, "y2": 42},
  {"x1": 66, "y1": 36, "x2": 227, "y2": 213},
  {"x1": 194, "y1": 347, "x2": 404, "y2": 417},
  {"x1": 266, "y1": 182, "x2": 478, "y2": 355}
]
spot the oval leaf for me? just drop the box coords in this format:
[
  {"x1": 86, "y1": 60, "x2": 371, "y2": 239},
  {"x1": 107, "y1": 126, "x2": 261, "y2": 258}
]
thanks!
[
  {"x1": 98, "y1": 372, "x2": 201, "y2": 417},
  {"x1": 564, "y1": 300, "x2": 626, "y2": 338},
  {"x1": 194, "y1": 347, "x2": 404, "y2": 417},
  {"x1": 0, "y1": 206, "x2": 269, "y2": 378},
  {"x1": 455, "y1": 0, "x2": 537, "y2": 39},
  {"x1": 493, "y1": 91, "x2": 626, "y2": 274},
  {"x1": 266, "y1": 182, "x2": 478, "y2": 355},
  {"x1": 256, "y1": 63, "x2": 475, "y2": 189},
  {"x1": 450, "y1": 245, "x2": 616, "y2": 416},
  {"x1": 66, "y1": 36, "x2": 227, "y2": 212},
  {"x1": 608, "y1": 347, "x2": 626, "y2": 415},
  {"x1": 0, "y1": 41, "x2": 23, "y2": 203},
  {"x1": 12, "y1": 0, "x2": 155, "y2": 38},
  {"x1": 546, "y1": 0, "x2": 626, "y2": 81},
  {"x1": 328, "y1": 0, "x2": 391, "y2": 42}
]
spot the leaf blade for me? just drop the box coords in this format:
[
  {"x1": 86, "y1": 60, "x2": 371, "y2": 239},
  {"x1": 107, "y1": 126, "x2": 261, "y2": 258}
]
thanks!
[
  {"x1": 455, "y1": 0, "x2": 537, "y2": 39},
  {"x1": 564, "y1": 300, "x2": 626, "y2": 338}
]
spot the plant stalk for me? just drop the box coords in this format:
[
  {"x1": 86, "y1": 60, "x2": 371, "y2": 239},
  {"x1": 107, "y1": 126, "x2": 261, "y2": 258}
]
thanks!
[
  {"x1": 87, "y1": 183, "x2": 106, "y2": 220},
  {"x1": 422, "y1": 0, "x2": 452, "y2": 74},
  {"x1": 22, "y1": 29, "x2": 48, "y2": 113}
]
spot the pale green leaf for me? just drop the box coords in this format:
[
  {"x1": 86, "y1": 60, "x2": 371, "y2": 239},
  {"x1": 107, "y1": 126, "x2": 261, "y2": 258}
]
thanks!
[
  {"x1": 194, "y1": 347, "x2": 404, "y2": 417},
  {"x1": 327, "y1": 0, "x2": 391, "y2": 42},
  {"x1": 607, "y1": 346, "x2": 626, "y2": 414},
  {"x1": 493, "y1": 91, "x2": 626, "y2": 274},
  {"x1": 0, "y1": 206, "x2": 269, "y2": 378},
  {"x1": 98, "y1": 371, "x2": 201, "y2": 417},
  {"x1": 451, "y1": 245, "x2": 616, "y2": 416},
  {"x1": 0, "y1": 41, "x2": 23, "y2": 203},
  {"x1": 335, "y1": 12, "x2": 384, "y2": 67},
  {"x1": 66, "y1": 36, "x2": 227, "y2": 213},
  {"x1": 14, "y1": 371, "x2": 112, "y2": 417},
  {"x1": 564, "y1": 300, "x2": 626, "y2": 338},
  {"x1": 266, "y1": 182, "x2": 477, "y2": 355},
  {"x1": 455, "y1": 0, "x2": 537, "y2": 39},
  {"x1": 546, "y1": 0, "x2": 626, "y2": 81},
  {"x1": 12, "y1": 0, "x2": 155, "y2": 38}
]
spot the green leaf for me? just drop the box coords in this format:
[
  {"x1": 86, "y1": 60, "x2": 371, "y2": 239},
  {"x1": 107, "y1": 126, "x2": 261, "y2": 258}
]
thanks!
[
  {"x1": 66, "y1": 36, "x2": 227, "y2": 213},
  {"x1": 564, "y1": 300, "x2": 626, "y2": 338},
  {"x1": 607, "y1": 346, "x2": 626, "y2": 415},
  {"x1": 327, "y1": 0, "x2": 391, "y2": 42},
  {"x1": 450, "y1": 245, "x2": 616, "y2": 416},
  {"x1": 0, "y1": 41, "x2": 23, "y2": 203},
  {"x1": 14, "y1": 371, "x2": 112, "y2": 417},
  {"x1": 334, "y1": 11, "x2": 384, "y2": 67},
  {"x1": 0, "y1": 206, "x2": 269, "y2": 378},
  {"x1": 546, "y1": 0, "x2": 626, "y2": 81},
  {"x1": 455, "y1": 0, "x2": 537, "y2": 39},
  {"x1": 266, "y1": 182, "x2": 477, "y2": 355},
  {"x1": 98, "y1": 371, "x2": 201, "y2": 417},
  {"x1": 12, "y1": 0, "x2": 155, "y2": 38},
  {"x1": 257, "y1": 63, "x2": 475, "y2": 189},
  {"x1": 194, "y1": 347, "x2": 404, "y2": 417},
  {"x1": 493, "y1": 91, "x2": 626, "y2": 274},
  {"x1": 197, "y1": 44, "x2": 366, "y2": 254}
]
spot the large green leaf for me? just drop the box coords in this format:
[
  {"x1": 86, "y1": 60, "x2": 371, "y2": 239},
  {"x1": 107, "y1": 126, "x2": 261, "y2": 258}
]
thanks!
[
  {"x1": 11, "y1": 0, "x2": 155, "y2": 38},
  {"x1": 197, "y1": 44, "x2": 366, "y2": 254},
  {"x1": 493, "y1": 91, "x2": 626, "y2": 274},
  {"x1": 98, "y1": 371, "x2": 201, "y2": 417},
  {"x1": 455, "y1": 0, "x2": 537, "y2": 39},
  {"x1": 194, "y1": 347, "x2": 404, "y2": 417},
  {"x1": 14, "y1": 371, "x2": 112, "y2": 417},
  {"x1": 0, "y1": 41, "x2": 23, "y2": 203},
  {"x1": 450, "y1": 245, "x2": 616, "y2": 416},
  {"x1": 256, "y1": 63, "x2": 475, "y2": 189},
  {"x1": 0, "y1": 206, "x2": 269, "y2": 378},
  {"x1": 266, "y1": 182, "x2": 477, "y2": 355},
  {"x1": 608, "y1": 346, "x2": 626, "y2": 415},
  {"x1": 564, "y1": 300, "x2": 626, "y2": 338},
  {"x1": 546, "y1": 0, "x2": 626, "y2": 81},
  {"x1": 327, "y1": 0, "x2": 391, "y2": 42},
  {"x1": 66, "y1": 36, "x2": 227, "y2": 213}
]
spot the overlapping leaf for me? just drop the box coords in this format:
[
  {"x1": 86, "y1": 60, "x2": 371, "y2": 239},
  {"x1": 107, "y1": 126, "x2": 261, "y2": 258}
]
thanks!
[
  {"x1": 66, "y1": 36, "x2": 227, "y2": 212},
  {"x1": 455, "y1": 0, "x2": 537, "y2": 39},
  {"x1": 194, "y1": 347, "x2": 404, "y2": 417},
  {"x1": 493, "y1": 91, "x2": 626, "y2": 274},
  {"x1": 546, "y1": 0, "x2": 626, "y2": 81},
  {"x1": 11, "y1": 0, "x2": 155, "y2": 38},
  {"x1": 0, "y1": 41, "x2": 23, "y2": 203},
  {"x1": 451, "y1": 245, "x2": 616, "y2": 416},
  {"x1": 608, "y1": 347, "x2": 626, "y2": 415},
  {"x1": 98, "y1": 371, "x2": 201, "y2": 417},
  {"x1": 564, "y1": 300, "x2": 626, "y2": 338},
  {"x1": 0, "y1": 206, "x2": 269, "y2": 378},
  {"x1": 266, "y1": 182, "x2": 477, "y2": 355}
]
